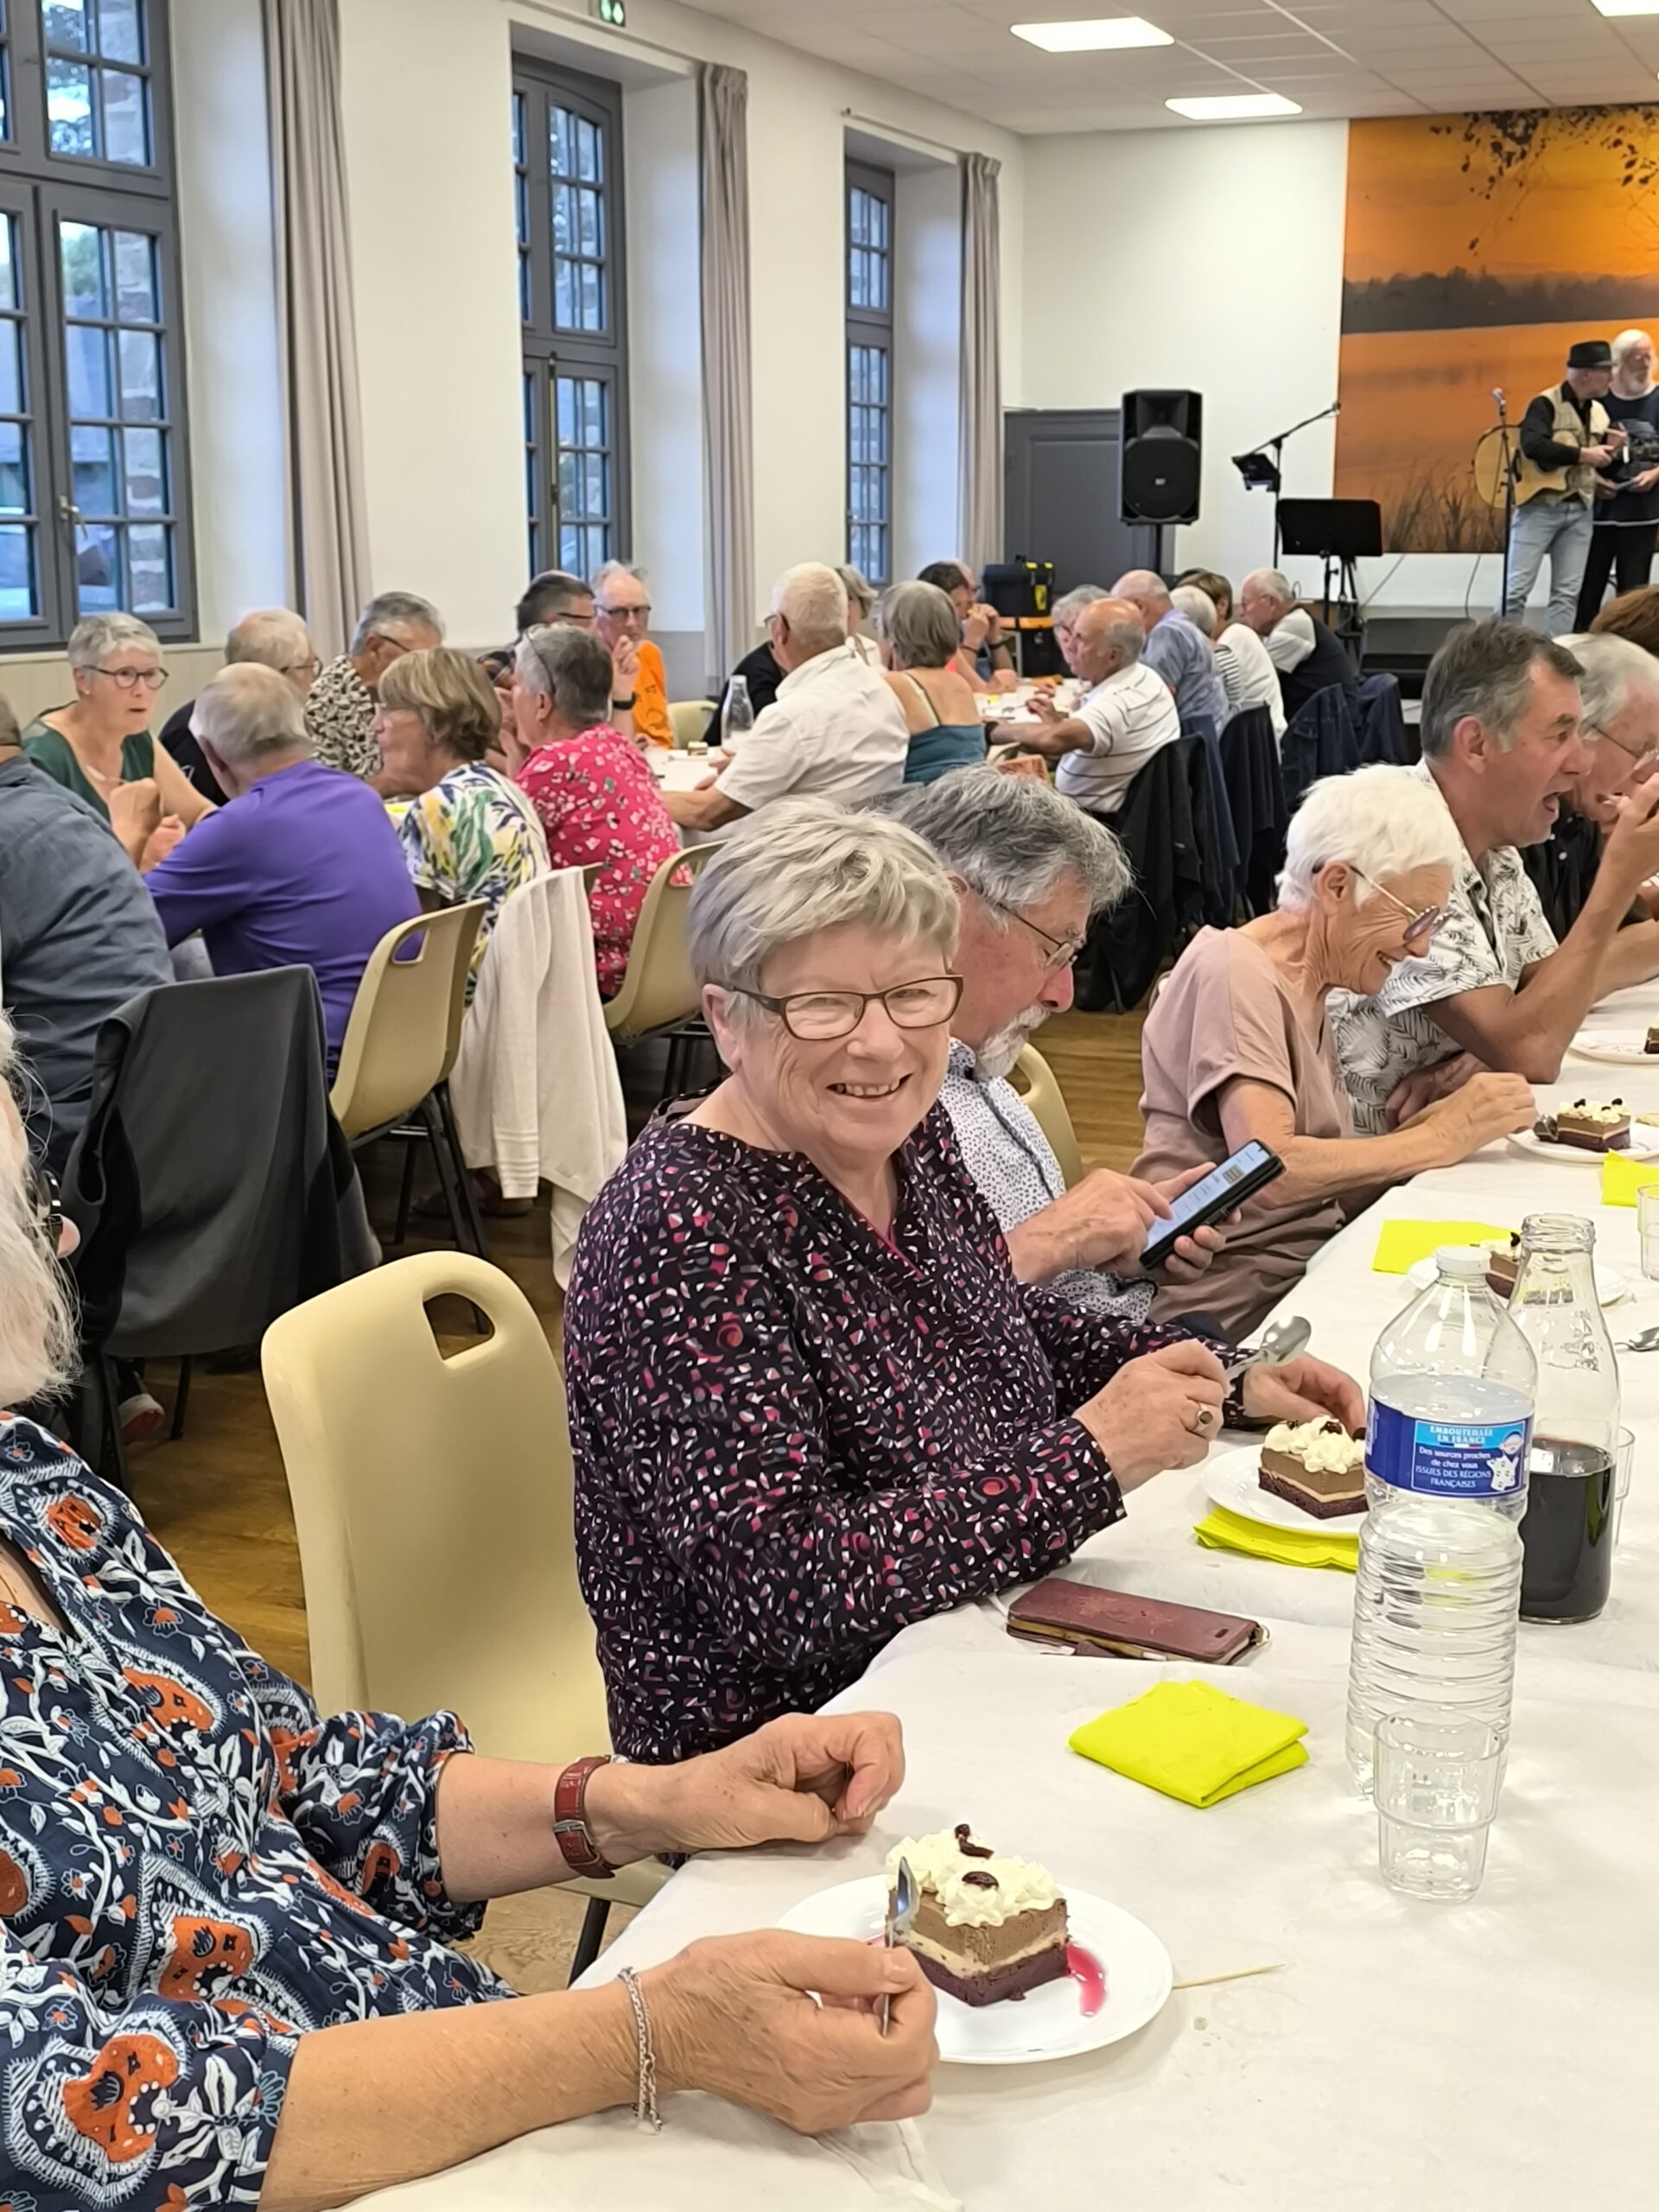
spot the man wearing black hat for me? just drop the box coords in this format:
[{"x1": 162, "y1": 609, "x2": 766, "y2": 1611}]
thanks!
[{"x1": 1504, "y1": 339, "x2": 1626, "y2": 637}]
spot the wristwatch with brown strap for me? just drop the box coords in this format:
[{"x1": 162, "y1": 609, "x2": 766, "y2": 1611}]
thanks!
[{"x1": 553, "y1": 1754, "x2": 616, "y2": 1878}]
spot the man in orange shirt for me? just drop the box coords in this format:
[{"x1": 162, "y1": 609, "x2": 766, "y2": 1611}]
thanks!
[{"x1": 594, "y1": 559, "x2": 672, "y2": 747}]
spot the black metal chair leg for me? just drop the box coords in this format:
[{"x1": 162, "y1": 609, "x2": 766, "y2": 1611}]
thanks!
[
  {"x1": 568, "y1": 1896, "x2": 611, "y2": 1983},
  {"x1": 169, "y1": 1355, "x2": 193, "y2": 1441},
  {"x1": 435, "y1": 1082, "x2": 489, "y2": 1260},
  {"x1": 421, "y1": 1096, "x2": 486, "y2": 1332},
  {"x1": 391, "y1": 1140, "x2": 417, "y2": 1250}
]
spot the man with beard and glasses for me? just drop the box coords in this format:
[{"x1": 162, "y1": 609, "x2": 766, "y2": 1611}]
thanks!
[{"x1": 885, "y1": 770, "x2": 1227, "y2": 1324}]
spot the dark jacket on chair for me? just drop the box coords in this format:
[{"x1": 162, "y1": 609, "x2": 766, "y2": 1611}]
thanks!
[
  {"x1": 65, "y1": 967, "x2": 378, "y2": 1359},
  {"x1": 1281, "y1": 684, "x2": 1362, "y2": 812},
  {"x1": 1077, "y1": 739, "x2": 1207, "y2": 1013},
  {"x1": 1220, "y1": 704, "x2": 1290, "y2": 917}
]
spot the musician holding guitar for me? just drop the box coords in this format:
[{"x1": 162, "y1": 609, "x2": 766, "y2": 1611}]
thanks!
[
  {"x1": 1503, "y1": 338, "x2": 1624, "y2": 639},
  {"x1": 1576, "y1": 327, "x2": 1659, "y2": 629}
]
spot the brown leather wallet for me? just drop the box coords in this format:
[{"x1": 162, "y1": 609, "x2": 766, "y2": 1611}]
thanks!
[{"x1": 1005, "y1": 1578, "x2": 1267, "y2": 1664}]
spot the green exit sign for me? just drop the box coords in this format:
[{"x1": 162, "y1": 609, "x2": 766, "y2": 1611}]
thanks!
[{"x1": 594, "y1": 0, "x2": 626, "y2": 22}]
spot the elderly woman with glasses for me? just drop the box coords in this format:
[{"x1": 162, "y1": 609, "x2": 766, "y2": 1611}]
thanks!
[
  {"x1": 1130, "y1": 764, "x2": 1536, "y2": 1338},
  {"x1": 23, "y1": 613, "x2": 213, "y2": 866},
  {"x1": 565, "y1": 799, "x2": 1362, "y2": 1764}
]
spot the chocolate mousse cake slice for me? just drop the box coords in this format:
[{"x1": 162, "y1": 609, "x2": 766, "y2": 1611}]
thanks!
[
  {"x1": 1258, "y1": 1418, "x2": 1367, "y2": 1520},
  {"x1": 1535, "y1": 1099, "x2": 1630, "y2": 1152},
  {"x1": 1646, "y1": 1028, "x2": 1659, "y2": 1055},
  {"x1": 887, "y1": 1826, "x2": 1069, "y2": 2007},
  {"x1": 1484, "y1": 1234, "x2": 1522, "y2": 1299}
]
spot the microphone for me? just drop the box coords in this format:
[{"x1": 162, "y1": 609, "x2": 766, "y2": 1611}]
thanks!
[{"x1": 1492, "y1": 387, "x2": 1505, "y2": 403}]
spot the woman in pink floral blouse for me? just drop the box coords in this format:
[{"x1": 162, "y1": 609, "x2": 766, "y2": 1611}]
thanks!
[{"x1": 509, "y1": 624, "x2": 679, "y2": 997}]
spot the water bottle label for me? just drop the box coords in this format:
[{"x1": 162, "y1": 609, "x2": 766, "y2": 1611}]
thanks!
[{"x1": 1366, "y1": 1401, "x2": 1532, "y2": 1500}]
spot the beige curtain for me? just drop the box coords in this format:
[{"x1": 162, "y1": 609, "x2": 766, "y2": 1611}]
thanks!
[
  {"x1": 698, "y1": 65, "x2": 755, "y2": 681},
  {"x1": 262, "y1": 0, "x2": 372, "y2": 660},
  {"x1": 958, "y1": 152, "x2": 1003, "y2": 578}
]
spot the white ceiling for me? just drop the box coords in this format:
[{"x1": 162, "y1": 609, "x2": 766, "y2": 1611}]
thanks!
[{"x1": 680, "y1": 0, "x2": 1659, "y2": 135}]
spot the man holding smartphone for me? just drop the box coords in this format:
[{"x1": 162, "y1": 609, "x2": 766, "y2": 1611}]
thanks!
[{"x1": 886, "y1": 773, "x2": 1234, "y2": 1329}]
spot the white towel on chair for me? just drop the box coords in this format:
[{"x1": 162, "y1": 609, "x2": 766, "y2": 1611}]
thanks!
[{"x1": 448, "y1": 870, "x2": 627, "y2": 1283}]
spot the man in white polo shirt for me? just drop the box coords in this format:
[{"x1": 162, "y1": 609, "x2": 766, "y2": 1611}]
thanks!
[
  {"x1": 1017, "y1": 595, "x2": 1180, "y2": 816},
  {"x1": 663, "y1": 563, "x2": 908, "y2": 833}
]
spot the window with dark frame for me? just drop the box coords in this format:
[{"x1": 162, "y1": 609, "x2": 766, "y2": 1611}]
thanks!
[
  {"x1": 0, "y1": 0, "x2": 189, "y2": 648},
  {"x1": 513, "y1": 52, "x2": 628, "y2": 585},
  {"x1": 845, "y1": 158, "x2": 893, "y2": 589}
]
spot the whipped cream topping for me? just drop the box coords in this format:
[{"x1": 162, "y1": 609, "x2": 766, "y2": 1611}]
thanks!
[
  {"x1": 1263, "y1": 1418, "x2": 1365, "y2": 1475},
  {"x1": 886, "y1": 1828, "x2": 1060, "y2": 1928}
]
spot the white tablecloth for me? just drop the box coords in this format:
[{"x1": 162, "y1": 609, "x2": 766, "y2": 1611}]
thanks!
[{"x1": 365, "y1": 992, "x2": 1659, "y2": 2209}]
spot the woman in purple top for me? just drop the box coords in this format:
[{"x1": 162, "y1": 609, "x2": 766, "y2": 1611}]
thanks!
[
  {"x1": 565, "y1": 800, "x2": 1363, "y2": 1764},
  {"x1": 142, "y1": 664, "x2": 420, "y2": 1074}
]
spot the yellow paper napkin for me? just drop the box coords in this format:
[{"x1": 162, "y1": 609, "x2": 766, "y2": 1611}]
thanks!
[
  {"x1": 1069, "y1": 1679, "x2": 1309, "y2": 1808},
  {"x1": 1600, "y1": 1151, "x2": 1659, "y2": 1210},
  {"x1": 1371, "y1": 1220, "x2": 1514, "y2": 1274},
  {"x1": 1193, "y1": 1503, "x2": 1359, "y2": 1573}
]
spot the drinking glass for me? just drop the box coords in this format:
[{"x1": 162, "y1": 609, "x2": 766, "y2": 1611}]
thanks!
[
  {"x1": 1614, "y1": 1425, "x2": 1634, "y2": 1550},
  {"x1": 1637, "y1": 1185, "x2": 1659, "y2": 1281},
  {"x1": 1374, "y1": 1714, "x2": 1503, "y2": 1903}
]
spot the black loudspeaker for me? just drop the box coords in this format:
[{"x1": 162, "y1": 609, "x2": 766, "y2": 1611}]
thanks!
[{"x1": 1120, "y1": 390, "x2": 1203, "y2": 526}]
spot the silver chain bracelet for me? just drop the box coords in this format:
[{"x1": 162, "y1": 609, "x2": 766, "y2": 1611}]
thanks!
[{"x1": 618, "y1": 1967, "x2": 661, "y2": 2130}]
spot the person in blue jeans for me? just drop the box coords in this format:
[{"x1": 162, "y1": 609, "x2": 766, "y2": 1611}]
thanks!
[{"x1": 1504, "y1": 339, "x2": 1625, "y2": 638}]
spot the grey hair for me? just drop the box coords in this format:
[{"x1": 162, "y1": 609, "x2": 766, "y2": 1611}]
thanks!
[
  {"x1": 1112, "y1": 569, "x2": 1172, "y2": 611},
  {"x1": 1420, "y1": 620, "x2": 1582, "y2": 760},
  {"x1": 1557, "y1": 630, "x2": 1659, "y2": 736},
  {"x1": 1611, "y1": 328, "x2": 1654, "y2": 372},
  {"x1": 1052, "y1": 585, "x2": 1106, "y2": 625},
  {"x1": 771, "y1": 563, "x2": 849, "y2": 654},
  {"x1": 67, "y1": 613, "x2": 160, "y2": 673},
  {"x1": 836, "y1": 564, "x2": 876, "y2": 619},
  {"x1": 0, "y1": 1012, "x2": 82, "y2": 1404},
  {"x1": 194, "y1": 662, "x2": 310, "y2": 766},
  {"x1": 874, "y1": 581, "x2": 961, "y2": 671},
  {"x1": 1243, "y1": 568, "x2": 1296, "y2": 607},
  {"x1": 1170, "y1": 584, "x2": 1217, "y2": 637},
  {"x1": 515, "y1": 623, "x2": 613, "y2": 727},
  {"x1": 1083, "y1": 601, "x2": 1147, "y2": 665},
  {"x1": 1279, "y1": 764, "x2": 1463, "y2": 911},
  {"x1": 688, "y1": 797, "x2": 958, "y2": 1003},
  {"x1": 226, "y1": 607, "x2": 313, "y2": 671},
  {"x1": 886, "y1": 766, "x2": 1131, "y2": 919},
  {"x1": 593, "y1": 559, "x2": 647, "y2": 595},
  {"x1": 350, "y1": 590, "x2": 444, "y2": 655}
]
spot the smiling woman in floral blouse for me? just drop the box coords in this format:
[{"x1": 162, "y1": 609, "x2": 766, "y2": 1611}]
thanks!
[
  {"x1": 565, "y1": 800, "x2": 1363, "y2": 1767},
  {"x1": 0, "y1": 1014, "x2": 938, "y2": 2206}
]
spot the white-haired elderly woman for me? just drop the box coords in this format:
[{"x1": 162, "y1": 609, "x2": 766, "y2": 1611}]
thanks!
[
  {"x1": 1577, "y1": 327, "x2": 1659, "y2": 629},
  {"x1": 0, "y1": 1012, "x2": 941, "y2": 2204},
  {"x1": 874, "y1": 580, "x2": 988, "y2": 784},
  {"x1": 836, "y1": 563, "x2": 882, "y2": 665},
  {"x1": 565, "y1": 798, "x2": 1362, "y2": 1764},
  {"x1": 1131, "y1": 763, "x2": 1536, "y2": 1336},
  {"x1": 23, "y1": 613, "x2": 213, "y2": 865}
]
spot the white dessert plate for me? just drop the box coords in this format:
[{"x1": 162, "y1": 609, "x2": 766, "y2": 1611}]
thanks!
[
  {"x1": 1567, "y1": 1033, "x2": 1657, "y2": 1067},
  {"x1": 776, "y1": 1874, "x2": 1171, "y2": 2066},
  {"x1": 1402, "y1": 1251, "x2": 1630, "y2": 1306},
  {"x1": 1203, "y1": 1440, "x2": 1365, "y2": 1533},
  {"x1": 1506, "y1": 1122, "x2": 1659, "y2": 1162}
]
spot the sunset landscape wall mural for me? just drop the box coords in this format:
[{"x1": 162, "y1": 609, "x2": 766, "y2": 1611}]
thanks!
[{"x1": 1335, "y1": 108, "x2": 1659, "y2": 555}]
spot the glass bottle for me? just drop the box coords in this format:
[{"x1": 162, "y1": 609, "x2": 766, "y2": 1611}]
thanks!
[{"x1": 1507, "y1": 1213, "x2": 1619, "y2": 1624}]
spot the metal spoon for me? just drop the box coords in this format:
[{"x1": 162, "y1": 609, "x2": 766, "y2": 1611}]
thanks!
[
  {"x1": 881, "y1": 1855, "x2": 916, "y2": 2037},
  {"x1": 1220, "y1": 1314, "x2": 1313, "y2": 1382},
  {"x1": 1618, "y1": 1325, "x2": 1659, "y2": 1353}
]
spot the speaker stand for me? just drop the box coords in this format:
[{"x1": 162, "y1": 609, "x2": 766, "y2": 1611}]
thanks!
[{"x1": 1144, "y1": 522, "x2": 1173, "y2": 580}]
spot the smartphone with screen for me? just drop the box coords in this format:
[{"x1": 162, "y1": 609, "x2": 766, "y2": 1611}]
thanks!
[{"x1": 1139, "y1": 1141, "x2": 1284, "y2": 1273}]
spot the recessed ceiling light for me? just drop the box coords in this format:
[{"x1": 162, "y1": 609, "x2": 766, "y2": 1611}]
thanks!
[
  {"x1": 1010, "y1": 16, "x2": 1173, "y2": 52},
  {"x1": 1166, "y1": 92, "x2": 1304, "y2": 119},
  {"x1": 1593, "y1": 3, "x2": 1659, "y2": 17}
]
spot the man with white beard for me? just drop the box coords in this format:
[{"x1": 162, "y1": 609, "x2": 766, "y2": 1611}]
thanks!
[{"x1": 885, "y1": 772, "x2": 1226, "y2": 1323}]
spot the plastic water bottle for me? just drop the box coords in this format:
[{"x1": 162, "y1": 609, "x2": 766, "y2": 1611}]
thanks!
[
  {"x1": 721, "y1": 674, "x2": 753, "y2": 752},
  {"x1": 1508, "y1": 1214, "x2": 1619, "y2": 1625},
  {"x1": 1344, "y1": 1246, "x2": 1536, "y2": 1794}
]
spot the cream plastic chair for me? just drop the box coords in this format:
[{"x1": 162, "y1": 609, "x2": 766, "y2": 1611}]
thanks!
[
  {"x1": 666, "y1": 698, "x2": 717, "y2": 749},
  {"x1": 603, "y1": 843, "x2": 718, "y2": 1096},
  {"x1": 1012, "y1": 1043, "x2": 1085, "y2": 1190},
  {"x1": 261, "y1": 1249, "x2": 664, "y2": 1977},
  {"x1": 330, "y1": 902, "x2": 486, "y2": 1256}
]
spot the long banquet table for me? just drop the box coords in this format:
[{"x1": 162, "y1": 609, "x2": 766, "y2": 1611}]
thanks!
[{"x1": 366, "y1": 988, "x2": 1659, "y2": 2211}]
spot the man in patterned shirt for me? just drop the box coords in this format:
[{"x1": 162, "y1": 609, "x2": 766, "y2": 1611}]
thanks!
[
  {"x1": 1332, "y1": 620, "x2": 1659, "y2": 1134},
  {"x1": 304, "y1": 588, "x2": 444, "y2": 784},
  {"x1": 887, "y1": 772, "x2": 1225, "y2": 1322}
]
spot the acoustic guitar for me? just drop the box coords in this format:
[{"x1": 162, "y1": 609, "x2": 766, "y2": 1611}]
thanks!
[{"x1": 1475, "y1": 417, "x2": 1625, "y2": 511}]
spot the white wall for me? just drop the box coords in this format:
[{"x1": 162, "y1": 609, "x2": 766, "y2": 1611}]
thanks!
[{"x1": 334, "y1": 0, "x2": 1022, "y2": 652}]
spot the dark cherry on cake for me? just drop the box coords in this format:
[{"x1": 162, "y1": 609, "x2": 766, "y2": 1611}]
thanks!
[{"x1": 887, "y1": 1827, "x2": 1069, "y2": 2007}]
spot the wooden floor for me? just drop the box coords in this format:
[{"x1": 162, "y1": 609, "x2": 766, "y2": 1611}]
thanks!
[{"x1": 137, "y1": 1008, "x2": 1147, "y2": 1986}]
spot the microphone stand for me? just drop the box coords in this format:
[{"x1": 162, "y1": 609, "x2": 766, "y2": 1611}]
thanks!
[
  {"x1": 1493, "y1": 390, "x2": 1517, "y2": 613},
  {"x1": 1242, "y1": 401, "x2": 1342, "y2": 563}
]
